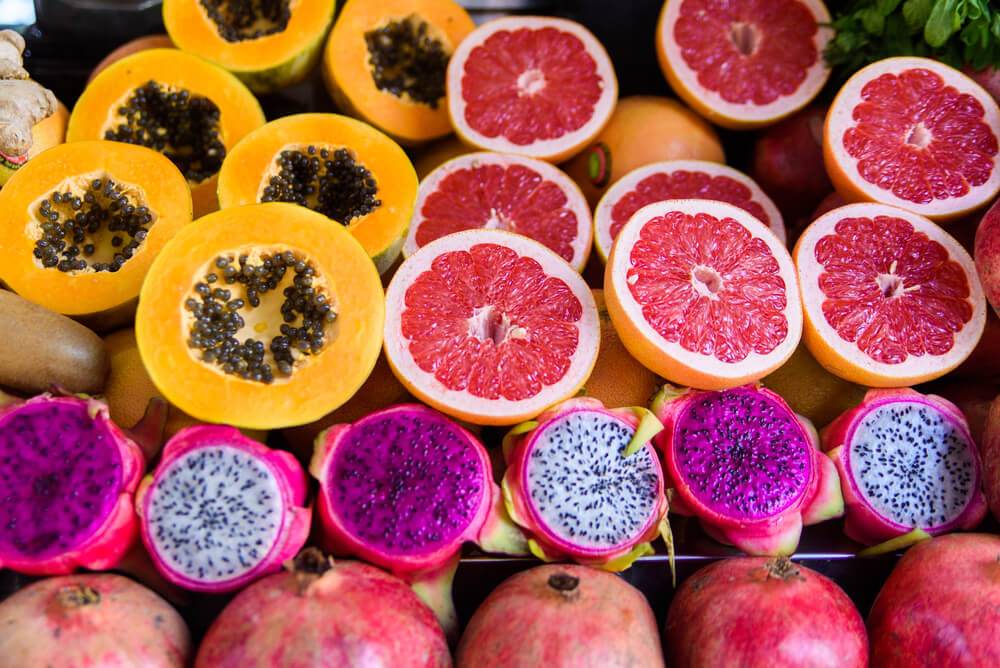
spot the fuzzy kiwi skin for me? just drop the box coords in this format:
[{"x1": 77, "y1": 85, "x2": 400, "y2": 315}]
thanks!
[{"x1": 0, "y1": 290, "x2": 109, "y2": 395}]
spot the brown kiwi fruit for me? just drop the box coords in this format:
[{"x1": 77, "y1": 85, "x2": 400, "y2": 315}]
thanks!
[{"x1": 0, "y1": 290, "x2": 108, "y2": 394}]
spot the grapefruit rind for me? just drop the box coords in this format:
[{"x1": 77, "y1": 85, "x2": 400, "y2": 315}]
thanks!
[
  {"x1": 656, "y1": 0, "x2": 833, "y2": 130},
  {"x1": 824, "y1": 57, "x2": 1000, "y2": 222},
  {"x1": 793, "y1": 202, "x2": 987, "y2": 387},
  {"x1": 605, "y1": 199, "x2": 803, "y2": 391},
  {"x1": 446, "y1": 16, "x2": 618, "y2": 163},
  {"x1": 404, "y1": 152, "x2": 593, "y2": 272},
  {"x1": 384, "y1": 228, "x2": 600, "y2": 425},
  {"x1": 593, "y1": 159, "x2": 786, "y2": 262}
]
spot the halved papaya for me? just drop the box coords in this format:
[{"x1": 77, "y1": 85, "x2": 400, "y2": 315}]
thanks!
[
  {"x1": 135, "y1": 202, "x2": 384, "y2": 430},
  {"x1": 162, "y1": 0, "x2": 335, "y2": 93},
  {"x1": 322, "y1": 0, "x2": 475, "y2": 144},
  {"x1": 0, "y1": 139, "x2": 192, "y2": 329},
  {"x1": 66, "y1": 48, "x2": 266, "y2": 218},
  {"x1": 216, "y1": 113, "x2": 417, "y2": 274}
]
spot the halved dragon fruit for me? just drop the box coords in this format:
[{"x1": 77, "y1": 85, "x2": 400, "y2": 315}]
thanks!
[
  {"x1": 501, "y1": 396, "x2": 669, "y2": 571},
  {"x1": 822, "y1": 388, "x2": 988, "y2": 546},
  {"x1": 135, "y1": 425, "x2": 311, "y2": 593},
  {"x1": 652, "y1": 384, "x2": 843, "y2": 556},
  {"x1": 0, "y1": 393, "x2": 144, "y2": 575},
  {"x1": 310, "y1": 403, "x2": 526, "y2": 637}
]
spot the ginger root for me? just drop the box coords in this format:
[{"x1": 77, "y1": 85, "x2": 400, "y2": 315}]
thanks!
[{"x1": 0, "y1": 29, "x2": 58, "y2": 158}]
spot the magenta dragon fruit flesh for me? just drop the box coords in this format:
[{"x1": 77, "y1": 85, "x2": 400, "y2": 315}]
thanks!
[
  {"x1": 822, "y1": 388, "x2": 988, "y2": 546},
  {"x1": 135, "y1": 424, "x2": 311, "y2": 593},
  {"x1": 652, "y1": 384, "x2": 843, "y2": 556},
  {"x1": 310, "y1": 403, "x2": 522, "y2": 576},
  {"x1": 501, "y1": 396, "x2": 669, "y2": 571},
  {"x1": 0, "y1": 393, "x2": 144, "y2": 575}
]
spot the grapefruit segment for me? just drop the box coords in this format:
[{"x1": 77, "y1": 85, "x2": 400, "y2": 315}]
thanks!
[
  {"x1": 446, "y1": 16, "x2": 617, "y2": 163},
  {"x1": 656, "y1": 0, "x2": 833, "y2": 129},
  {"x1": 794, "y1": 202, "x2": 987, "y2": 387},
  {"x1": 594, "y1": 159, "x2": 785, "y2": 262},
  {"x1": 605, "y1": 199, "x2": 802, "y2": 390},
  {"x1": 824, "y1": 57, "x2": 1000, "y2": 221},
  {"x1": 385, "y1": 229, "x2": 599, "y2": 425},
  {"x1": 405, "y1": 152, "x2": 592, "y2": 271}
]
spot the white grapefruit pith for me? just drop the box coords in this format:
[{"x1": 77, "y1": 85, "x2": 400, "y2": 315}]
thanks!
[
  {"x1": 824, "y1": 57, "x2": 1000, "y2": 222},
  {"x1": 656, "y1": 0, "x2": 833, "y2": 129},
  {"x1": 605, "y1": 198, "x2": 803, "y2": 390},
  {"x1": 794, "y1": 202, "x2": 987, "y2": 387},
  {"x1": 593, "y1": 159, "x2": 785, "y2": 262},
  {"x1": 446, "y1": 16, "x2": 617, "y2": 163},
  {"x1": 405, "y1": 152, "x2": 593, "y2": 271},
  {"x1": 384, "y1": 229, "x2": 600, "y2": 425}
]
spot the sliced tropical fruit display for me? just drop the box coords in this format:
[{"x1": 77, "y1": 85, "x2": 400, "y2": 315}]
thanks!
[
  {"x1": 384, "y1": 228, "x2": 600, "y2": 426},
  {"x1": 135, "y1": 203, "x2": 384, "y2": 431},
  {"x1": 562, "y1": 95, "x2": 725, "y2": 209},
  {"x1": 824, "y1": 57, "x2": 1000, "y2": 221},
  {"x1": 0, "y1": 140, "x2": 192, "y2": 330},
  {"x1": 446, "y1": 15, "x2": 617, "y2": 163},
  {"x1": 163, "y1": 0, "x2": 335, "y2": 93},
  {"x1": 794, "y1": 202, "x2": 987, "y2": 387},
  {"x1": 0, "y1": 394, "x2": 144, "y2": 575},
  {"x1": 501, "y1": 397, "x2": 668, "y2": 571},
  {"x1": 822, "y1": 388, "x2": 987, "y2": 546},
  {"x1": 405, "y1": 152, "x2": 593, "y2": 272},
  {"x1": 66, "y1": 48, "x2": 266, "y2": 218},
  {"x1": 652, "y1": 384, "x2": 844, "y2": 556},
  {"x1": 604, "y1": 198, "x2": 802, "y2": 390},
  {"x1": 86, "y1": 34, "x2": 174, "y2": 84},
  {"x1": 216, "y1": 113, "x2": 418, "y2": 274},
  {"x1": 323, "y1": 0, "x2": 475, "y2": 144},
  {"x1": 655, "y1": 0, "x2": 833, "y2": 129},
  {"x1": 135, "y1": 425, "x2": 311, "y2": 593},
  {"x1": 310, "y1": 403, "x2": 526, "y2": 635},
  {"x1": 593, "y1": 159, "x2": 785, "y2": 262}
]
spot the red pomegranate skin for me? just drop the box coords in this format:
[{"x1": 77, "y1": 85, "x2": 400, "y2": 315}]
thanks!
[
  {"x1": 195, "y1": 557, "x2": 450, "y2": 668},
  {"x1": 455, "y1": 563, "x2": 664, "y2": 667},
  {"x1": 868, "y1": 533, "x2": 1000, "y2": 666},
  {"x1": 664, "y1": 557, "x2": 867, "y2": 668},
  {"x1": 0, "y1": 572, "x2": 192, "y2": 666}
]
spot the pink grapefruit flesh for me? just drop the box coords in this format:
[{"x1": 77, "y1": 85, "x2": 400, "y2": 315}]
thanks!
[
  {"x1": 656, "y1": 0, "x2": 833, "y2": 129},
  {"x1": 384, "y1": 229, "x2": 599, "y2": 425},
  {"x1": 604, "y1": 198, "x2": 802, "y2": 390},
  {"x1": 794, "y1": 202, "x2": 987, "y2": 387},
  {"x1": 446, "y1": 16, "x2": 617, "y2": 163},
  {"x1": 404, "y1": 152, "x2": 592, "y2": 271},
  {"x1": 593, "y1": 159, "x2": 785, "y2": 262},
  {"x1": 824, "y1": 57, "x2": 1000, "y2": 221}
]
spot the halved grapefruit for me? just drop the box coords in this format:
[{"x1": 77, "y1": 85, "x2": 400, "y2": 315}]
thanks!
[
  {"x1": 593, "y1": 159, "x2": 785, "y2": 262},
  {"x1": 404, "y1": 152, "x2": 593, "y2": 271},
  {"x1": 824, "y1": 57, "x2": 1000, "y2": 222},
  {"x1": 656, "y1": 0, "x2": 833, "y2": 129},
  {"x1": 446, "y1": 16, "x2": 617, "y2": 163},
  {"x1": 793, "y1": 202, "x2": 987, "y2": 387},
  {"x1": 384, "y1": 228, "x2": 599, "y2": 425},
  {"x1": 604, "y1": 199, "x2": 802, "y2": 390}
]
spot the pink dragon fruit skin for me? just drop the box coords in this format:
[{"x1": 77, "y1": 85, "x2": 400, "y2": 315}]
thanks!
[
  {"x1": 652, "y1": 384, "x2": 843, "y2": 556},
  {"x1": 309, "y1": 403, "x2": 512, "y2": 577},
  {"x1": 501, "y1": 396, "x2": 669, "y2": 570},
  {"x1": 135, "y1": 424, "x2": 311, "y2": 594},
  {"x1": 821, "y1": 388, "x2": 988, "y2": 546},
  {"x1": 0, "y1": 394, "x2": 144, "y2": 575}
]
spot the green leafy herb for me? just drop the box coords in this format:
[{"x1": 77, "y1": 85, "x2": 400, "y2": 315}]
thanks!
[{"x1": 824, "y1": 0, "x2": 1000, "y2": 88}]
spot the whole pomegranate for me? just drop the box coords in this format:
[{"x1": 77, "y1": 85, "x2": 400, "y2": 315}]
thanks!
[
  {"x1": 195, "y1": 548, "x2": 450, "y2": 667},
  {"x1": 455, "y1": 563, "x2": 664, "y2": 667},
  {"x1": 664, "y1": 556, "x2": 867, "y2": 668},
  {"x1": 0, "y1": 572, "x2": 192, "y2": 666},
  {"x1": 869, "y1": 533, "x2": 1000, "y2": 666}
]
